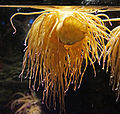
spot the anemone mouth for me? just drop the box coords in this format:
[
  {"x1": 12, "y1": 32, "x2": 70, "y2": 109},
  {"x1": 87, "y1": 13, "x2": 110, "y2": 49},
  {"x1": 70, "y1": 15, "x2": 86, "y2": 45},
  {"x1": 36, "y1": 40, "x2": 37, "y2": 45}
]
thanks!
[{"x1": 57, "y1": 16, "x2": 87, "y2": 45}]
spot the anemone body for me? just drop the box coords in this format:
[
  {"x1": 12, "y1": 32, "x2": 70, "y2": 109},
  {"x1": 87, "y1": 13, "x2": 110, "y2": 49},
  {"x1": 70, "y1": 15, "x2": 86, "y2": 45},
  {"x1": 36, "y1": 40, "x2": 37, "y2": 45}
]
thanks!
[
  {"x1": 16, "y1": 9, "x2": 112, "y2": 112},
  {"x1": 105, "y1": 25, "x2": 120, "y2": 101}
]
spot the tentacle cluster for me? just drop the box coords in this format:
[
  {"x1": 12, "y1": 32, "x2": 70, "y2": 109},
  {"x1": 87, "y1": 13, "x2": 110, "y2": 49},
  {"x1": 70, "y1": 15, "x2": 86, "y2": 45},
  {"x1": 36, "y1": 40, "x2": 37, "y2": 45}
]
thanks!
[
  {"x1": 11, "y1": 92, "x2": 41, "y2": 114},
  {"x1": 104, "y1": 25, "x2": 120, "y2": 101},
  {"x1": 11, "y1": 9, "x2": 112, "y2": 112}
]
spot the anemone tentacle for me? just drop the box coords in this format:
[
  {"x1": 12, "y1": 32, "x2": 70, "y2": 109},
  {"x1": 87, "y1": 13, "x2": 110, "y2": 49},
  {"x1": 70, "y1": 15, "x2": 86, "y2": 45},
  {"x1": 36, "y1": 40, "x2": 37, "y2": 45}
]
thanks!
[{"x1": 104, "y1": 25, "x2": 120, "y2": 101}]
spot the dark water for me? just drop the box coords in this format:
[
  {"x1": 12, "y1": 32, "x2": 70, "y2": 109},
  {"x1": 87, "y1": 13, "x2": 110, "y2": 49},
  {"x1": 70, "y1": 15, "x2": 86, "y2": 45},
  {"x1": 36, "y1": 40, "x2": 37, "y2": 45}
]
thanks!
[{"x1": 0, "y1": 7, "x2": 120, "y2": 114}]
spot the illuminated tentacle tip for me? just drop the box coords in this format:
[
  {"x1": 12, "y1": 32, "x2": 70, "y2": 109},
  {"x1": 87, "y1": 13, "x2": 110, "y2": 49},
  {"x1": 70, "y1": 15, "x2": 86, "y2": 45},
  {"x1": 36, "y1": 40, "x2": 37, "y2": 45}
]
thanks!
[
  {"x1": 24, "y1": 42, "x2": 27, "y2": 46},
  {"x1": 102, "y1": 61, "x2": 105, "y2": 70},
  {"x1": 108, "y1": 20, "x2": 112, "y2": 26},
  {"x1": 10, "y1": 19, "x2": 17, "y2": 34},
  {"x1": 41, "y1": 83, "x2": 44, "y2": 87},
  {"x1": 19, "y1": 72, "x2": 23, "y2": 81},
  {"x1": 116, "y1": 97, "x2": 119, "y2": 102},
  {"x1": 110, "y1": 22, "x2": 112, "y2": 26},
  {"x1": 116, "y1": 89, "x2": 120, "y2": 102},
  {"x1": 32, "y1": 85, "x2": 35, "y2": 90},
  {"x1": 42, "y1": 101, "x2": 44, "y2": 104},
  {"x1": 102, "y1": 67, "x2": 105, "y2": 70},
  {"x1": 98, "y1": 61, "x2": 101, "y2": 65},
  {"x1": 13, "y1": 31, "x2": 16, "y2": 35},
  {"x1": 23, "y1": 46, "x2": 28, "y2": 52},
  {"x1": 71, "y1": 81, "x2": 74, "y2": 84},
  {"x1": 78, "y1": 84, "x2": 81, "y2": 89},
  {"x1": 37, "y1": 87, "x2": 39, "y2": 92},
  {"x1": 11, "y1": 21, "x2": 17, "y2": 34},
  {"x1": 64, "y1": 88, "x2": 69, "y2": 94},
  {"x1": 115, "y1": 87, "x2": 118, "y2": 91},
  {"x1": 106, "y1": 67, "x2": 109, "y2": 73},
  {"x1": 54, "y1": 107, "x2": 56, "y2": 111},
  {"x1": 94, "y1": 71, "x2": 96, "y2": 77}
]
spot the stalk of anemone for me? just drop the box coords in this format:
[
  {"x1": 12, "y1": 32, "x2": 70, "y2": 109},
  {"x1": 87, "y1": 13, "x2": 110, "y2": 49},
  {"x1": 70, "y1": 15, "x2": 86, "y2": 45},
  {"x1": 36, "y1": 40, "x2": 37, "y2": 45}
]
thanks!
[
  {"x1": 11, "y1": 9, "x2": 112, "y2": 112},
  {"x1": 105, "y1": 25, "x2": 120, "y2": 101}
]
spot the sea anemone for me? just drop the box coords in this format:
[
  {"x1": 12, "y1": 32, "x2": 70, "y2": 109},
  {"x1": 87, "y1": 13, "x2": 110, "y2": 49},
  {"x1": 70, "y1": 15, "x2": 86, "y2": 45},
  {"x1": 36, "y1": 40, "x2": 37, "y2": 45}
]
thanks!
[
  {"x1": 104, "y1": 25, "x2": 120, "y2": 101},
  {"x1": 11, "y1": 91, "x2": 41, "y2": 114},
  {"x1": 11, "y1": 8, "x2": 112, "y2": 112}
]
